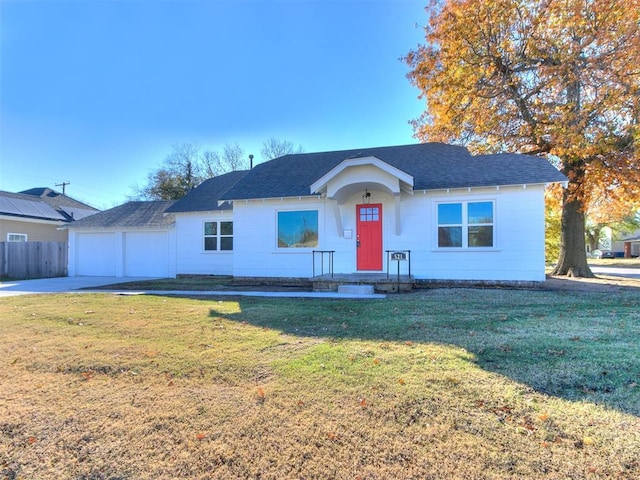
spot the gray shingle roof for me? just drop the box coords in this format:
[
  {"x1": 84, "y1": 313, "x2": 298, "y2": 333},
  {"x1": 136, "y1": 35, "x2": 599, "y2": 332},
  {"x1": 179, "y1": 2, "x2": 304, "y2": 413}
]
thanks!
[
  {"x1": 220, "y1": 143, "x2": 567, "y2": 200},
  {"x1": 165, "y1": 170, "x2": 248, "y2": 213},
  {"x1": 620, "y1": 234, "x2": 640, "y2": 242},
  {"x1": 66, "y1": 201, "x2": 175, "y2": 229}
]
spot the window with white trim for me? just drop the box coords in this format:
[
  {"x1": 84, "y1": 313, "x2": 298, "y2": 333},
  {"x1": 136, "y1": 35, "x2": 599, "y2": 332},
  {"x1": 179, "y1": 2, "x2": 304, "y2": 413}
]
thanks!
[
  {"x1": 437, "y1": 201, "x2": 494, "y2": 248},
  {"x1": 7, "y1": 233, "x2": 27, "y2": 242},
  {"x1": 204, "y1": 221, "x2": 233, "y2": 251}
]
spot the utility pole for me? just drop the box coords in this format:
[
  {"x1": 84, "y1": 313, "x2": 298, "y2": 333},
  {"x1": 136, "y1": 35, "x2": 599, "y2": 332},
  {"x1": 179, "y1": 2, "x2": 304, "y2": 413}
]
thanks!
[{"x1": 55, "y1": 181, "x2": 70, "y2": 194}]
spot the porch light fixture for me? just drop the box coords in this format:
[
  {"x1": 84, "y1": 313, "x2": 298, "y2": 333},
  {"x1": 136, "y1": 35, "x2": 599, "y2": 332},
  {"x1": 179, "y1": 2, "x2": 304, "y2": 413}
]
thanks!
[{"x1": 362, "y1": 189, "x2": 371, "y2": 204}]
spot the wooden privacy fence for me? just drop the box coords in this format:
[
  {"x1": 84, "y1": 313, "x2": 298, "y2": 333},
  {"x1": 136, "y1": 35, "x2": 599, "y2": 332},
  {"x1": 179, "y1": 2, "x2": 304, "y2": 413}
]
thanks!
[{"x1": 0, "y1": 242, "x2": 68, "y2": 279}]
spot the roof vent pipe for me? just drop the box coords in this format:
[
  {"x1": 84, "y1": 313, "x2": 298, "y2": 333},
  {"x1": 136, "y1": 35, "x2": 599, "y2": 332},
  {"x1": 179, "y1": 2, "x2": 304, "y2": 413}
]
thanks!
[{"x1": 249, "y1": 154, "x2": 254, "y2": 169}]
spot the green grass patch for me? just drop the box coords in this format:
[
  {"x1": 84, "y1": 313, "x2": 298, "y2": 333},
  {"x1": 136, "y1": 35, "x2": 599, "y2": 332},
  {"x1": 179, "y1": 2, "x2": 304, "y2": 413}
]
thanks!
[
  {"x1": 588, "y1": 257, "x2": 640, "y2": 268},
  {"x1": 1, "y1": 289, "x2": 639, "y2": 479},
  {"x1": 88, "y1": 275, "x2": 235, "y2": 290}
]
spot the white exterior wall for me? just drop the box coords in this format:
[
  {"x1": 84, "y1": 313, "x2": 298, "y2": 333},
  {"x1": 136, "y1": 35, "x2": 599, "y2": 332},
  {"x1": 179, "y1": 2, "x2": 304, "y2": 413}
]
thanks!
[
  {"x1": 232, "y1": 185, "x2": 548, "y2": 281},
  {"x1": 411, "y1": 186, "x2": 547, "y2": 281},
  {"x1": 174, "y1": 211, "x2": 234, "y2": 275},
  {"x1": 233, "y1": 198, "x2": 326, "y2": 278}
]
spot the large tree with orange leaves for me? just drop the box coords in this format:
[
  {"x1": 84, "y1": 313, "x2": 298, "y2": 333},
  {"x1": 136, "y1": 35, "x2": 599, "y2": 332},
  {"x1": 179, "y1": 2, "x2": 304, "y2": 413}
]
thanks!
[{"x1": 405, "y1": 0, "x2": 640, "y2": 277}]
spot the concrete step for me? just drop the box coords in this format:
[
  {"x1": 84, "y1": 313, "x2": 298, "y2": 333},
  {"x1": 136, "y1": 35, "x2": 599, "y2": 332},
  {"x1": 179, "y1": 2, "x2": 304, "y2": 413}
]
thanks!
[{"x1": 337, "y1": 284, "x2": 375, "y2": 295}]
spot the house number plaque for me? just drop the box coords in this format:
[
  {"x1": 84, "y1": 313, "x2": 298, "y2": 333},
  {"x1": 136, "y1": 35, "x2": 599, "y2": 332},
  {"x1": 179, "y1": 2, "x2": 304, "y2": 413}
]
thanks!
[{"x1": 390, "y1": 251, "x2": 407, "y2": 261}]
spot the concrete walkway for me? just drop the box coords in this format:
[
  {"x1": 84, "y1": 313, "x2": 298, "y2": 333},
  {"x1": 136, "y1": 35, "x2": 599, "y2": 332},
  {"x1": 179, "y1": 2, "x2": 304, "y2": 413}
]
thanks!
[{"x1": 0, "y1": 277, "x2": 386, "y2": 299}]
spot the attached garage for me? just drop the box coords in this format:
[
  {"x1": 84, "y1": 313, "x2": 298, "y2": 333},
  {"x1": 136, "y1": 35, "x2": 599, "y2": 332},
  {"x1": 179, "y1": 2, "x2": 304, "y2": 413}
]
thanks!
[
  {"x1": 123, "y1": 231, "x2": 169, "y2": 277},
  {"x1": 75, "y1": 232, "x2": 117, "y2": 276},
  {"x1": 66, "y1": 201, "x2": 176, "y2": 278}
]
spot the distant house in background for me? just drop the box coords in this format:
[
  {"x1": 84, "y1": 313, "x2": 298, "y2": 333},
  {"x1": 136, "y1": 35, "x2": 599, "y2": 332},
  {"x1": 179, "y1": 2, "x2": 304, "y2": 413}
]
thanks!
[
  {"x1": 66, "y1": 143, "x2": 567, "y2": 283},
  {"x1": 612, "y1": 229, "x2": 640, "y2": 258},
  {"x1": 0, "y1": 188, "x2": 99, "y2": 242}
]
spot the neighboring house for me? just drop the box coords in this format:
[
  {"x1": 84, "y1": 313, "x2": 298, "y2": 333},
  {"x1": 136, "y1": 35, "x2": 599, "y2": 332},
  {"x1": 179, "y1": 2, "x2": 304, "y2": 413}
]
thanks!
[
  {"x1": 612, "y1": 229, "x2": 640, "y2": 258},
  {"x1": 66, "y1": 143, "x2": 567, "y2": 282},
  {"x1": 0, "y1": 188, "x2": 98, "y2": 242}
]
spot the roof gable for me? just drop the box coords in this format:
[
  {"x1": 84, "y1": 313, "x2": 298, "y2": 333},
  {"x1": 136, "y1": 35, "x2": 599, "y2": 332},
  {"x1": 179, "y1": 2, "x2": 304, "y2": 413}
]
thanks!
[{"x1": 310, "y1": 156, "x2": 414, "y2": 196}]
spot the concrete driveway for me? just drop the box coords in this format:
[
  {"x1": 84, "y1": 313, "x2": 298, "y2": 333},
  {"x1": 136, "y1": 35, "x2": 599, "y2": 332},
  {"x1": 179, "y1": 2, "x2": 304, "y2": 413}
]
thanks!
[{"x1": 0, "y1": 277, "x2": 157, "y2": 297}]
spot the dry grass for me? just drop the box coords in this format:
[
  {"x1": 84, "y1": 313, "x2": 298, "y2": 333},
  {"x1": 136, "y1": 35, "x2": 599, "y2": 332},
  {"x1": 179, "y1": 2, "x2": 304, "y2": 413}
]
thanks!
[{"x1": 1, "y1": 290, "x2": 639, "y2": 479}]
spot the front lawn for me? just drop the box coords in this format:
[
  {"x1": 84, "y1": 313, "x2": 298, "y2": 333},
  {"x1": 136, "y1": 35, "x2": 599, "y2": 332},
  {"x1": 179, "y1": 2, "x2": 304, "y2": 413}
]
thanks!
[{"x1": 1, "y1": 289, "x2": 639, "y2": 479}]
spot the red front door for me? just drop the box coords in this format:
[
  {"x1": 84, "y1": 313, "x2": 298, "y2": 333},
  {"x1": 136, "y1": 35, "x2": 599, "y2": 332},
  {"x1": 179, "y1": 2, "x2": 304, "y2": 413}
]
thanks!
[{"x1": 356, "y1": 204, "x2": 382, "y2": 270}]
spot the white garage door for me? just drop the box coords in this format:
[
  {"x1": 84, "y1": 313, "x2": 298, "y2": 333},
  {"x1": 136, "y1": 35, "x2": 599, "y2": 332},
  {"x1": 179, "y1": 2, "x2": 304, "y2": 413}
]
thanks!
[
  {"x1": 75, "y1": 232, "x2": 117, "y2": 276},
  {"x1": 124, "y1": 231, "x2": 168, "y2": 277}
]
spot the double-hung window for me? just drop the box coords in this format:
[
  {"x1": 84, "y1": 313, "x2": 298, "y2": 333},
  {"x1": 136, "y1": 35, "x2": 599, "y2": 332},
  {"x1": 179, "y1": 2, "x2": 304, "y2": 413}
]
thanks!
[
  {"x1": 204, "y1": 221, "x2": 233, "y2": 251},
  {"x1": 437, "y1": 201, "x2": 494, "y2": 248}
]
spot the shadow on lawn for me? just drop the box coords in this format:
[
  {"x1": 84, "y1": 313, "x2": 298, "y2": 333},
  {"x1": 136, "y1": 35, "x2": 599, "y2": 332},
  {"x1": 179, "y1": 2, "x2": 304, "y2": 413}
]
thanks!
[{"x1": 205, "y1": 288, "x2": 640, "y2": 417}]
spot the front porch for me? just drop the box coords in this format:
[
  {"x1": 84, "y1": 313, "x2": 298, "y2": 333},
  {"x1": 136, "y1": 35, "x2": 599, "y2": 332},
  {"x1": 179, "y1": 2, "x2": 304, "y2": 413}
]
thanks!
[{"x1": 311, "y1": 273, "x2": 414, "y2": 293}]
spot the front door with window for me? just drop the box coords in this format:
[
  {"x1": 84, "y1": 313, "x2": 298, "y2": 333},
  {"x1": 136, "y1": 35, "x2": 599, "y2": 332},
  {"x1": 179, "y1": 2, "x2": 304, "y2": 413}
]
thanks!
[{"x1": 356, "y1": 204, "x2": 382, "y2": 270}]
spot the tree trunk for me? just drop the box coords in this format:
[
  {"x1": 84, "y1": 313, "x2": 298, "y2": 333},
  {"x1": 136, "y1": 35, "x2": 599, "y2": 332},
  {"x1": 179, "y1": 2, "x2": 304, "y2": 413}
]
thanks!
[{"x1": 551, "y1": 188, "x2": 594, "y2": 277}]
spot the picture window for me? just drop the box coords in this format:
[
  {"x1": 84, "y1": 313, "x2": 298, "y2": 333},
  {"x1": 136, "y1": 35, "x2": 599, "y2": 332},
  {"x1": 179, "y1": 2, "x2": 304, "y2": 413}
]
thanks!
[{"x1": 277, "y1": 210, "x2": 318, "y2": 248}]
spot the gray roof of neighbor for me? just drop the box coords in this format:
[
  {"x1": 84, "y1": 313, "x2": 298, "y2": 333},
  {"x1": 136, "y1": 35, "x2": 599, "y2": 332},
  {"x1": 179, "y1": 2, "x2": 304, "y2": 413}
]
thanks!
[
  {"x1": 0, "y1": 188, "x2": 99, "y2": 222},
  {"x1": 220, "y1": 143, "x2": 567, "y2": 201},
  {"x1": 20, "y1": 188, "x2": 99, "y2": 220},
  {"x1": 165, "y1": 170, "x2": 248, "y2": 213},
  {"x1": 620, "y1": 234, "x2": 640, "y2": 242},
  {"x1": 66, "y1": 201, "x2": 176, "y2": 229}
]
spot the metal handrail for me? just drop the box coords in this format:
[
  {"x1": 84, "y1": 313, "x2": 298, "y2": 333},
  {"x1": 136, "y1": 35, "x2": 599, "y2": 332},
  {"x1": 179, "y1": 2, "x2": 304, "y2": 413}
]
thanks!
[{"x1": 312, "y1": 250, "x2": 335, "y2": 277}]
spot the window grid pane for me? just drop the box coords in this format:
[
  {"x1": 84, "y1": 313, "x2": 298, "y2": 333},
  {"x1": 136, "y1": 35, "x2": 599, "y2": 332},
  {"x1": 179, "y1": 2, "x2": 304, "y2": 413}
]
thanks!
[
  {"x1": 220, "y1": 237, "x2": 233, "y2": 251},
  {"x1": 468, "y1": 226, "x2": 493, "y2": 247},
  {"x1": 438, "y1": 226, "x2": 463, "y2": 247},
  {"x1": 438, "y1": 203, "x2": 462, "y2": 225},
  {"x1": 204, "y1": 237, "x2": 217, "y2": 251},
  {"x1": 468, "y1": 202, "x2": 493, "y2": 224},
  {"x1": 204, "y1": 222, "x2": 217, "y2": 236},
  {"x1": 220, "y1": 222, "x2": 233, "y2": 235},
  {"x1": 359, "y1": 207, "x2": 380, "y2": 222}
]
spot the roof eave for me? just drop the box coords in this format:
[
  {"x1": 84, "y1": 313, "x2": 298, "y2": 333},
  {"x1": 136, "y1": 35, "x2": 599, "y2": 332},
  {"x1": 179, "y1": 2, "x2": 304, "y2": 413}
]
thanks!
[
  {"x1": 418, "y1": 180, "x2": 568, "y2": 193},
  {"x1": 219, "y1": 194, "x2": 323, "y2": 205}
]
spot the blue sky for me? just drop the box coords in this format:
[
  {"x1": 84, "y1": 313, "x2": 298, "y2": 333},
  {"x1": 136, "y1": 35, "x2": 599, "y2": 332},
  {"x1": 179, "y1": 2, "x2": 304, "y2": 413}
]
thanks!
[{"x1": 0, "y1": 0, "x2": 427, "y2": 209}]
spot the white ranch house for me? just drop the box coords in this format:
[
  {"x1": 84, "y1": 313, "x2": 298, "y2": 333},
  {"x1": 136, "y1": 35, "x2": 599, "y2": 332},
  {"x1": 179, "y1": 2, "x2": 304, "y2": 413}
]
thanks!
[{"x1": 66, "y1": 143, "x2": 567, "y2": 283}]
